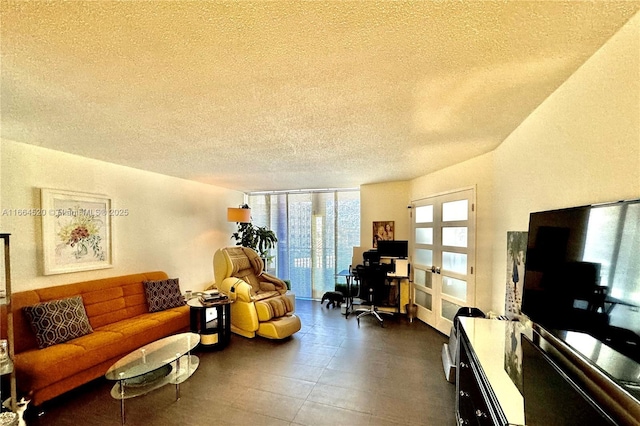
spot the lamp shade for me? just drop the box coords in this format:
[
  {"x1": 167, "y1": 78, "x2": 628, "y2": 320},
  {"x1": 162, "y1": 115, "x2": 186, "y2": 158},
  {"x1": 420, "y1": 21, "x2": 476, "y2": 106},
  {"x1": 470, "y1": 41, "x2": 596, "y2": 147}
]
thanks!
[{"x1": 227, "y1": 207, "x2": 251, "y2": 223}]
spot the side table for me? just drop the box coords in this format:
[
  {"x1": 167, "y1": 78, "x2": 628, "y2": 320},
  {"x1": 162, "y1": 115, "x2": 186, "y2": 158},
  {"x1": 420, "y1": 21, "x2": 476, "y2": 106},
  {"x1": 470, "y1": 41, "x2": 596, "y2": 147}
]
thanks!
[
  {"x1": 186, "y1": 297, "x2": 232, "y2": 350},
  {"x1": 336, "y1": 269, "x2": 356, "y2": 318}
]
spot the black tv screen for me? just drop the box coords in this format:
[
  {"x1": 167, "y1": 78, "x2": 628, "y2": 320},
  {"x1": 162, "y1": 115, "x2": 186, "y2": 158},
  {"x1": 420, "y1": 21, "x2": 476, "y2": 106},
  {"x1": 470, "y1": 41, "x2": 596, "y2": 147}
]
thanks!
[
  {"x1": 522, "y1": 198, "x2": 640, "y2": 365},
  {"x1": 376, "y1": 240, "x2": 408, "y2": 258}
]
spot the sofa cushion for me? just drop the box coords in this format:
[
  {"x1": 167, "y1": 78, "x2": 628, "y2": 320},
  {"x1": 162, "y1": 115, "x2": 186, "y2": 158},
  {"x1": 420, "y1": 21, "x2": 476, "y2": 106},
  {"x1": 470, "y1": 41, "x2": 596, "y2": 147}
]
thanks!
[
  {"x1": 23, "y1": 296, "x2": 93, "y2": 349},
  {"x1": 143, "y1": 278, "x2": 185, "y2": 312}
]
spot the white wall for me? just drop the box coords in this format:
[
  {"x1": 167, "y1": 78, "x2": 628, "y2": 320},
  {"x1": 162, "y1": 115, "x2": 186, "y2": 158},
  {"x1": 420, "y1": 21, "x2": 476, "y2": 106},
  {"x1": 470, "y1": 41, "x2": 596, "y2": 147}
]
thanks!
[{"x1": 1, "y1": 140, "x2": 243, "y2": 292}]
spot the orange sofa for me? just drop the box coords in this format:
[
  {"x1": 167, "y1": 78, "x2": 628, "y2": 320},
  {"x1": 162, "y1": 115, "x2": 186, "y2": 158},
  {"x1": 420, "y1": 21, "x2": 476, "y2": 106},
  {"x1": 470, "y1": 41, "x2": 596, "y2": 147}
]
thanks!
[{"x1": 5, "y1": 271, "x2": 189, "y2": 406}]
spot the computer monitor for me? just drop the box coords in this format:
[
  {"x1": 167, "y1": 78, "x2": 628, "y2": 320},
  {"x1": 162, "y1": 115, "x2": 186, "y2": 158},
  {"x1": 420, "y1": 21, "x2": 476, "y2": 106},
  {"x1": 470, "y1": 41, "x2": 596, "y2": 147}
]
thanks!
[{"x1": 376, "y1": 240, "x2": 408, "y2": 259}]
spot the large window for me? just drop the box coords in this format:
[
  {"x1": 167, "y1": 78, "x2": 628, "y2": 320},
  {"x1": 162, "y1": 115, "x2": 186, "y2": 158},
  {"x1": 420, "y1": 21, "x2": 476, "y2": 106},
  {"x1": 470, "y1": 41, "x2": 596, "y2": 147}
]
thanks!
[{"x1": 248, "y1": 190, "x2": 360, "y2": 299}]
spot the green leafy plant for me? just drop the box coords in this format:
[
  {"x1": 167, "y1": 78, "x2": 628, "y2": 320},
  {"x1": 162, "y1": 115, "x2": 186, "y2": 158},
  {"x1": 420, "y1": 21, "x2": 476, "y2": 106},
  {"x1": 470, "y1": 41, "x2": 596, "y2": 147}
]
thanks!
[{"x1": 230, "y1": 205, "x2": 278, "y2": 259}]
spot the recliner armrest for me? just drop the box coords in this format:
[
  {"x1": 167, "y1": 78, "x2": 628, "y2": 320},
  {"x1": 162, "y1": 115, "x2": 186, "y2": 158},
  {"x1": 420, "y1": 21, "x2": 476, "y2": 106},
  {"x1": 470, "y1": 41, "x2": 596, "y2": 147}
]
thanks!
[{"x1": 220, "y1": 277, "x2": 253, "y2": 302}]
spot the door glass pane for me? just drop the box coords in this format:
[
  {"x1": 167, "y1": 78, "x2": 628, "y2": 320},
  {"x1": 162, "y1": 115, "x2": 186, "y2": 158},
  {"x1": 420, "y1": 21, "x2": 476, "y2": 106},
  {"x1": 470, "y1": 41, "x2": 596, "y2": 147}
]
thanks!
[
  {"x1": 414, "y1": 268, "x2": 432, "y2": 289},
  {"x1": 443, "y1": 251, "x2": 467, "y2": 274},
  {"x1": 415, "y1": 289, "x2": 432, "y2": 311},
  {"x1": 442, "y1": 276, "x2": 467, "y2": 300},
  {"x1": 442, "y1": 227, "x2": 467, "y2": 248},
  {"x1": 415, "y1": 227, "x2": 433, "y2": 245},
  {"x1": 416, "y1": 205, "x2": 433, "y2": 223},
  {"x1": 415, "y1": 248, "x2": 433, "y2": 267},
  {"x1": 442, "y1": 200, "x2": 468, "y2": 221},
  {"x1": 442, "y1": 299, "x2": 462, "y2": 321}
]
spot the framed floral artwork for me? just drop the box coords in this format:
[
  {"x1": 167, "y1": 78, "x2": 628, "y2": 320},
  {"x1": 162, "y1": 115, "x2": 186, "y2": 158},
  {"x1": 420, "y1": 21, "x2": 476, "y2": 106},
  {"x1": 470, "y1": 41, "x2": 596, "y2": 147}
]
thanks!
[{"x1": 41, "y1": 189, "x2": 113, "y2": 275}]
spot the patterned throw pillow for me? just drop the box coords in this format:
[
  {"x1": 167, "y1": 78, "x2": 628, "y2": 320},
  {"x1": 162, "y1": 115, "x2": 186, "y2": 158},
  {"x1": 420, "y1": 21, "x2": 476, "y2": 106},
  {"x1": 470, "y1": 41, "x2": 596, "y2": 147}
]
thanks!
[
  {"x1": 143, "y1": 278, "x2": 185, "y2": 312},
  {"x1": 23, "y1": 296, "x2": 94, "y2": 349}
]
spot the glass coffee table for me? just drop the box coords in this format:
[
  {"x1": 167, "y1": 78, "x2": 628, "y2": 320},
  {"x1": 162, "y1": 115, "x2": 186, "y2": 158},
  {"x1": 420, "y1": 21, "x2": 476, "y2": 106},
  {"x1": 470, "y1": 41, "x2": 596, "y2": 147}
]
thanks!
[{"x1": 105, "y1": 332, "x2": 200, "y2": 424}]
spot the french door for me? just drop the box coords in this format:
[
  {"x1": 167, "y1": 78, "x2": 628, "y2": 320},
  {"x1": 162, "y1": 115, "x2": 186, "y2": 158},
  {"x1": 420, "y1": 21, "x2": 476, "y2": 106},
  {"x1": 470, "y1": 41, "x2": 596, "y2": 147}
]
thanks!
[{"x1": 411, "y1": 188, "x2": 476, "y2": 335}]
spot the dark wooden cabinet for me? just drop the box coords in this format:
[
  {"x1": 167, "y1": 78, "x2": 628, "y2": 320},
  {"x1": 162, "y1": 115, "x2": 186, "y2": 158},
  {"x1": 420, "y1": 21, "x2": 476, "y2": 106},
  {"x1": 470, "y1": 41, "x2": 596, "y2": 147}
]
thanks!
[
  {"x1": 455, "y1": 318, "x2": 525, "y2": 426},
  {"x1": 456, "y1": 317, "x2": 640, "y2": 426},
  {"x1": 458, "y1": 342, "x2": 487, "y2": 424}
]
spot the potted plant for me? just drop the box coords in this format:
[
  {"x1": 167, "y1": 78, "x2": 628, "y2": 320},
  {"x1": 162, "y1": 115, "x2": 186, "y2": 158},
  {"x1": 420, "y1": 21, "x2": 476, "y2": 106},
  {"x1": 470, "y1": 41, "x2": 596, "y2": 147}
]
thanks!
[{"x1": 230, "y1": 205, "x2": 278, "y2": 262}]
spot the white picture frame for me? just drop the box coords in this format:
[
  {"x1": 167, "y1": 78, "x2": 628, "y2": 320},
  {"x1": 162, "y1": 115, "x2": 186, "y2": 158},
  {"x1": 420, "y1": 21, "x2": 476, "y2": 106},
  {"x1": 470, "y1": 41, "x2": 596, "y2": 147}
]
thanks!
[{"x1": 41, "y1": 189, "x2": 113, "y2": 275}]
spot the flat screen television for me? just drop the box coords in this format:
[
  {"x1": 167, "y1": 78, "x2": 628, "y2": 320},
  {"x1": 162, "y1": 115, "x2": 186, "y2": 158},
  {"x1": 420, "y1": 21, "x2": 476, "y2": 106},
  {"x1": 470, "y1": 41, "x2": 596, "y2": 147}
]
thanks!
[
  {"x1": 521, "y1": 198, "x2": 640, "y2": 368},
  {"x1": 376, "y1": 240, "x2": 408, "y2": 259}
]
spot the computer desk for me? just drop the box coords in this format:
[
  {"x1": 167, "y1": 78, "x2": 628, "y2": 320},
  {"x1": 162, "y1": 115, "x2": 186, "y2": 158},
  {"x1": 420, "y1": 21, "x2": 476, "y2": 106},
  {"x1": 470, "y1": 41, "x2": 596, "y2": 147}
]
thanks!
[
  {"x1": 337, "y1": 263, "x2": 411, "y2": 318},
  {"x1": 386, "y1": 272, "x2": 409, "y2": 312}
]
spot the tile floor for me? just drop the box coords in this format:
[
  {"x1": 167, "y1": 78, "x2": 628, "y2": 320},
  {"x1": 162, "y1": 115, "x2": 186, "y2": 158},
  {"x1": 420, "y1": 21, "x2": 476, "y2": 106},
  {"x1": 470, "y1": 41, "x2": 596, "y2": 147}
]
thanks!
[{"x1": 25, "y1": 299, "x2": 455, "y2": 425}]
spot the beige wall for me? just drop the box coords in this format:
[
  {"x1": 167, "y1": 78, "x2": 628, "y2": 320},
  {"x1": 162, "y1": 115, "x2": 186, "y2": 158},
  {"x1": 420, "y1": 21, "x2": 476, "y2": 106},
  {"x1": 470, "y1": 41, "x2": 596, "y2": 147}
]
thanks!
[
  {"x1": 360, "y1": 181, "x2": 410, "y2": 250},
  {"x1": 363, "y1": 12, "x2": 639, "y2": 315},
  {"x1": 489, "y1": 12, "x2": 640, "y2": 312},
  {"x1": 1, "y1": 140, "x2": 243, "y2": 292}
]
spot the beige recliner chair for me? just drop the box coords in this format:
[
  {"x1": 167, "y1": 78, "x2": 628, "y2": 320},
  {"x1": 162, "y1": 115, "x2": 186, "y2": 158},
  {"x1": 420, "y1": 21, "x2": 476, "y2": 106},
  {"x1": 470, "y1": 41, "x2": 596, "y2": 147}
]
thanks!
[{"x1": 213, "y1": 246, "x2": 301, "y2": 339}]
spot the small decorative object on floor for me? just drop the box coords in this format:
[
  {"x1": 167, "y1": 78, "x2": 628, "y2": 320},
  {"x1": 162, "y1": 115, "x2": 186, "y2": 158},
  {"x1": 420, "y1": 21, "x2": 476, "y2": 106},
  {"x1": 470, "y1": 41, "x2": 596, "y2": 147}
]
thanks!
[
  {"x1": 0, "y1": 412, "x2": 17, "y2": 426},
  {"x1": 321, "y1": 291, "x2": 344, "y2": 308},
  {"x1": 0, "y1": 340, "x2": 12, "y2": 374},
  {"x1": 405, "y1": 301, "x2": 418, "y2": 323},
  {"x1": 2, "y1": 397, "x2": 29, "y2": 426},
  {"x1": 0, "y1": 340, "x2": 7, "y2": 359}
]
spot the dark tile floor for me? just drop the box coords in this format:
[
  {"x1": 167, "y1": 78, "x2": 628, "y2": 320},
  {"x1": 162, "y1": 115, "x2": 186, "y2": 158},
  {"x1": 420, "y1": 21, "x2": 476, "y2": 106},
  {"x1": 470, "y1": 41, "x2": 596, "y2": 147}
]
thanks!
[{"x1": 25, "y1": 300, "x2": 455, "y2": 425}]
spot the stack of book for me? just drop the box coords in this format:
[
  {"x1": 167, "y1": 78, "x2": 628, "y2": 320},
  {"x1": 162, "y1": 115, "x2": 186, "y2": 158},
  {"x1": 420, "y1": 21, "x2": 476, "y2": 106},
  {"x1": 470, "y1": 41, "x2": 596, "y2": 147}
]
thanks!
[{"x1": 198, "y1": 291, "x2": 227, "y2": 306}]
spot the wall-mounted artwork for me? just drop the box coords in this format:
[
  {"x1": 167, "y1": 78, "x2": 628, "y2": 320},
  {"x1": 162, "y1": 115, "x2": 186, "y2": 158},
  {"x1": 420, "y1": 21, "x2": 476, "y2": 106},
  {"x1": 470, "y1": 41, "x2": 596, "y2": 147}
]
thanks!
[
  {"x1": 504, "y1": 320, "x2": 526, "y2": 394},
  {"x1": 372, "y1": 221, "x2": 394, "y2": 247},
  {"x1": 505, "y1": 231, "x2": 527, "y2": 316},
  {"x1": 41, "y1": 189, "x2": 113, "y2": 275}
]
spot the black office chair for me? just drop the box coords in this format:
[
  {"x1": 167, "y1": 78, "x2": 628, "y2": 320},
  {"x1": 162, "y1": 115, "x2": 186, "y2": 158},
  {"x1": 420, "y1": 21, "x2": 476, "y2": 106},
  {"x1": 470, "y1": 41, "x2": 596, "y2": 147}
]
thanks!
[{"x1": 353, "y1": 264, "x2": 393, "y2": 327}]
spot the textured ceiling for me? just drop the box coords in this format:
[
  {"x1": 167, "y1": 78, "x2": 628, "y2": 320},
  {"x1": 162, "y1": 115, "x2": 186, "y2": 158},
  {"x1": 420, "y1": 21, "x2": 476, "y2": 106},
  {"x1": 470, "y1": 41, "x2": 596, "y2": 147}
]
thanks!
[{"x1": 2, "y1": 1, "x2": 639, "y2": 192}]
